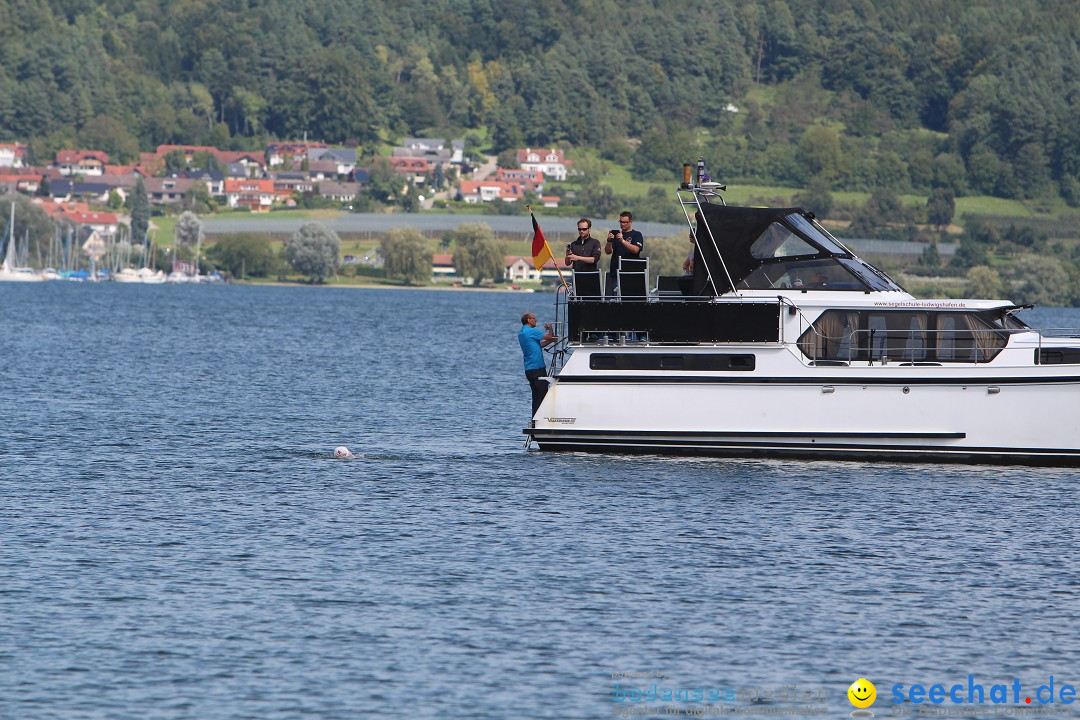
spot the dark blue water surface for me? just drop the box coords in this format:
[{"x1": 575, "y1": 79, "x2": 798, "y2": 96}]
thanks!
[{"x1": 1, "y1": 284, "x2": 1078, "y2": 720}]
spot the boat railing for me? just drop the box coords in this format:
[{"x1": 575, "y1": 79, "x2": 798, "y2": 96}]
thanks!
[
  {"x1": 1031, "y1": 328, "x2": 1080, "y2": 364},
  {"x1": 548, "y1": 281, "x2": 572, "y2": 375},
  {"x1": 676, "y1": 187, "x2": 736, "y2": 298}
]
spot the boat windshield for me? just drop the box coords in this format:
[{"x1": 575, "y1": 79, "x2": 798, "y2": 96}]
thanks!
[
  {"x1": 750, "y1": 223, "x2": 820, "y2": 259},
  {"x1": 785, "y1": 213, "x2": 851, "y2": 255},
  {"x1": 838, "y1": 258, "x2": 903, "y2": 291},
  {"x1": 737, "y1": 257, "x2": 870, "y2": 290}
]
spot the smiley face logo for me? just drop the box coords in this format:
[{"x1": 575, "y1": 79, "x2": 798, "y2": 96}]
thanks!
[{"x1": 848, "y1": 678, "x2": 876, "y2": 709}]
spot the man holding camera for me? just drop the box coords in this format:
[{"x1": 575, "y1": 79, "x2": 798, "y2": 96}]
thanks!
[
  {"x1": 605, "y1": 211, "x2": 644, "y2": 296},
  {"x1": 566, "y1": 217, "x2": 601, "y2": 271}
]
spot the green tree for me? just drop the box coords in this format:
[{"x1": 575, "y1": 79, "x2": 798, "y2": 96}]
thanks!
[
  {"x1": 174, "y1": 211, "x2": 203, "y2": 268},
  {"x1": 578, "y1": 182, "x2": 622, "y2": 219},
  {"x1": 797, "y1": 125, "x2": 843, "y2": 183},
  {"x1": 496, "y1": 149, "x2": 519, "y2": 169},
  {"x1": 190, "y1": 152, "x2": 222, "y2": 172},
  {"x1": 79, "y1": 115, "x2": 139, "y2": 163},
  {"x1": 1003, "y1": 255, "x2": 1071, "y2": 306},
  {"x1": 643, "y1": 234, "x2": 692, "y2": 277},
  {"x1": 965, "y1": 265, "x2": 1006, "y2": 299},
  {"x1": 950, "y1": 237, "x2": 991, "y2": 271},
  {"x1": 632, "y1": 128, "x2": 699, "y2": 181},
  {"x1": 367, "y1": 157, "x2": 402, "y2": 204},
  {"x1": 207, "y1": 234, "x2": 279, "y2": 278},
  {"x1": 183, "y1": 182, "x2": 215, "y2": 214},
  {"x1": 399, "y1": 180, "x2": 420, "y2": 213},
  {"x1": 381, "y1": 227, "x2": 432, "y2": 285},
  {"x1": 451, "y1": 222, "x2": 503, "y2": 285},
  {"x1": 164, "y1": 150, "x2": 188, "y2": 173},
  {"x1": 918, "y1": 242, "x2": 941, "y2": 269},
  {"x1": 285, "y1": 223, "x2": 341, "y2": 283},
  {"x1": 130, "y1": 178, "x2": 150, "y2": 245},
  {"x1": 793, "y1": 179, "x2": 834, "y2": 218},
  {"x1": 926, "y1": 188, "x2": 955, "y2": 230}
]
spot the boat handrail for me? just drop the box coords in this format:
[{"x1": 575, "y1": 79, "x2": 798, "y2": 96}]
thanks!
[
  {"x1": 676, "y1": 187, "x2": 739, "y2": 298},
  {"x1": 548, "y1": 282, "x2": 572, "y2": 375},
  {"x1": 1029, "y1": 328, "x2": 1080, "y2": 365}
]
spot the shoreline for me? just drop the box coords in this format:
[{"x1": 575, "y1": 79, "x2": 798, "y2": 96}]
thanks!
[{"x1": 236, "y1": 280, "x2": 547, "y2": 293}]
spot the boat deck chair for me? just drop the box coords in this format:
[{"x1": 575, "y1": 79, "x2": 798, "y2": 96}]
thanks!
[
  {"x1": 654, "y1": 275, "x2": 683, "y2": 297},
  {"x1": 572, "y1": 269, "x2": 602, "y2": 298},
  {"x1": 617, "y1": 258, "x2": 649, "y2": 299}
]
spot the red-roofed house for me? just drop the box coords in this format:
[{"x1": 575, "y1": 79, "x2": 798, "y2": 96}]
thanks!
[
  {"x1": 0, "y1": 173, "x2": 41, "y2": 194},
  {"x1": 266, "y1": 142, "x2": 328, "y2": 168},
  {"x1": 458, "y1": 179, "x2": 526, "y2": 204},
  {"x1": 432, "y1": 253, "x2": 456, "y2": 278},
  {"x1": 0, "y1": 143, "x2": 27, "y2": 168},
  {"x1": 215, "y1": 150, "x2": 265, "y2": 172},
  {"x1": 55, "y1": 150, "x2": 110, "y2": 176},
  {"x1": 62, "y1": 208, "x2": 119, "y2": 236},
  {"x1": 495, "y1": 168, "x2": 544, "y2": 192},
  {"x1": 224, "y1": 178, "x2": 276, "y2": 211},
  {"x1": 389, "y1": 157, "x2": 430, "y2": 184},
  {"x1": 35, "y1": 200, "x2": 121, "y2": 237},
  {"x1": 516, "y1": 148, "x2": 570, "y2": 181}
]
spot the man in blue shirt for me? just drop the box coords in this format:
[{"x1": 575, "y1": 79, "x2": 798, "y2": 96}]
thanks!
[{"x1": 518, "y1": 311, "x2": 557, "y2": 415}]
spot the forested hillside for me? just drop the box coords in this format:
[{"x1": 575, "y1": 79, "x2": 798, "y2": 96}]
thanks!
[{"x1": 0, "y1": 0, "x2": 1077, "y2": 202}]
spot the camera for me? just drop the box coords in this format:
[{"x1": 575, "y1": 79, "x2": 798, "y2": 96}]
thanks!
[{"x1": 610, "y1": 229, "x2": 621, "y2": 238}]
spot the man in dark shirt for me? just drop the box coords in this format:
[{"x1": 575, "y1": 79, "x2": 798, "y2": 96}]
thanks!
[
  {"x1": 566, "y1": 218, "x2": 601, "y2": 271},
  {"x1": 605, "y1": 211, "x2": 644, "y2": 296}
]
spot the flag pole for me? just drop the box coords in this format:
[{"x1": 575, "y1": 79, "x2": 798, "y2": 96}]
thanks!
[{"x1": 528, "y1": 205, "x2": 569, "y2": 291}]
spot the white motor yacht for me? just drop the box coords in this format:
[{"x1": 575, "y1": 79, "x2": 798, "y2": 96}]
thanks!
[{"x1": 524, "y1": 166, "x2": 1080, "y2": 466}]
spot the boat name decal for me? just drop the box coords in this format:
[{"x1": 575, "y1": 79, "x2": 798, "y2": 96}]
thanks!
[{"x1": 546, "y1": 417, "x2": 577, "y2": 424}]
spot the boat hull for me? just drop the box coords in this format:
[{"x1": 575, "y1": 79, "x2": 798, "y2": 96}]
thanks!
[{"x1": 526, "y1": 376, "x2": 1080, "y2": 466}]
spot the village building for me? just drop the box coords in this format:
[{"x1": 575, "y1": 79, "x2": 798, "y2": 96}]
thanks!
[
  {"x1": 516, "y1": 147, "x2": 570, "y2": 182},
  {"x1": 55, "y1": 150, "x2": 110, "y2": 177},
  {"x1": 267, "y1": 141, "x2": 328, "y2": 168},
  {"x1": 306, "y1": 147, "x2": 357, "y2": 176},
  {"x1": 0, "y1": 143, "x2": 28, "y2": 168},
  {"x1": 224, "y1": 178, "x2": 276, "y2": 211}
]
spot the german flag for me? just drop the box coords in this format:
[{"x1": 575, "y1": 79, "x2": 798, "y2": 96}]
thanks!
[{"x1": 530, "y1": 212, "x2": 554, "y2": 271}]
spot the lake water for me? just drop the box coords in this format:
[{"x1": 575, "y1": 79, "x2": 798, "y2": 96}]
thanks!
[{"x1": 1, "y1": 284, "x2": 1078, "y2": 720}]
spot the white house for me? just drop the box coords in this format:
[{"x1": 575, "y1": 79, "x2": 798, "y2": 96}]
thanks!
[
  {"x1": 0, "y1": 143, "x2": 26, "y2": 168},
  {"x1": 516, "y1": 147, "x2": 570, "y2": 182}
]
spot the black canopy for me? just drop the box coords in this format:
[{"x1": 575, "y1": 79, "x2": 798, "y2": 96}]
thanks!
[{"x1": 692, "y1": 204, "x2": 810, "y2": 296}]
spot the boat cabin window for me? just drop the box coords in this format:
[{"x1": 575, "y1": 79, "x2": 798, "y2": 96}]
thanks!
[
  {"x1": 750, "y1": 222, "x2": 819, "y2": 260},
  {"x1": 798, "y1": 310, "x2": 1008, "y2": 363},
  {"x1": 737, "y1": 258, "x2": 868, "y2": 291}
]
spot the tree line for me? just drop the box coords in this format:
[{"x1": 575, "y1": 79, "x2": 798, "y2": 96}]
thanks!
[{"x1": 0, "y1": 0, "x2": 1076, "y2": 206}]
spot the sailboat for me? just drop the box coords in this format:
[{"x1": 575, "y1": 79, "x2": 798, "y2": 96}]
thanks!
[{"x1": 0, "y1": 201, "x2": 44, "y2": 282}]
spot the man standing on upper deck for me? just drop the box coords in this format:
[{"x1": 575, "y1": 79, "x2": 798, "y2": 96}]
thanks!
[
  {"x1": 566, "y1": 218, "x2": 602, "y2": 272},
  {"x1": 605, "y1": 211, "x2": 644, "y2": 296},
  {"x1": 518, "y1": 311, "x2": 557, "y2": 415}
]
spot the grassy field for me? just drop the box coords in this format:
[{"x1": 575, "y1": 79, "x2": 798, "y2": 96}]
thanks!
[{"x1": 594, "y1": 165, "x2": 1066, "y2": 223}]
